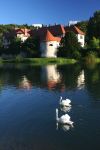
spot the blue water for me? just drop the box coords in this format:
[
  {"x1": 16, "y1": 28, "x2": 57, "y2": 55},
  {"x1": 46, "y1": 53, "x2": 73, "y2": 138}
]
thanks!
[{"x1": 0, "y1": 63, "x2": 100, "y2": 150}]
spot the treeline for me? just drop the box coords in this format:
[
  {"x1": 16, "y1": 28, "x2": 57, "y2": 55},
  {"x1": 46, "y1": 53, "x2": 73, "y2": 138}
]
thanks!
[
  {"x1": 0, "y1": 24, "x2": 41, "y2": 58},
  {"x1": 0, "y1": 24, "x2": 37, "y2": 33},
  {"x1": 0, "y1": 10, "x2": 100, "y2": 60},
  {"x1": 0, "y1": 37, "x2": 40, "y2": 58},
  {"x1": 58, "y1": 10, "x2": 100, "y2": 60},
  {"x1": 76, "y1": 10, "x2": 100, "y2": 48}
]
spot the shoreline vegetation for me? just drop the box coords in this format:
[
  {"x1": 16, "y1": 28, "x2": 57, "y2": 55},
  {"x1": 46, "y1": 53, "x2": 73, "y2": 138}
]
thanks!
[
  {"x1": 0, "y1": 58, "x2": 77, "y2": 65},
  {"x1": 0, "y1": 57, "x2": 100, "y2": 65}
]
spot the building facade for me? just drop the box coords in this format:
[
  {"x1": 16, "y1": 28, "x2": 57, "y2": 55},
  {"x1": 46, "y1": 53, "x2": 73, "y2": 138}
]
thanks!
[{"x1": 3, "y1": 24, "x2": 85, "y2": 57}]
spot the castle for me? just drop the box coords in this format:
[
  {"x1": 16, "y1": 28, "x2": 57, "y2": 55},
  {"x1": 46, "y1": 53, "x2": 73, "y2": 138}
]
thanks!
[{"x1": 3, "y1": 24, "x2": 85, "y2": 57}]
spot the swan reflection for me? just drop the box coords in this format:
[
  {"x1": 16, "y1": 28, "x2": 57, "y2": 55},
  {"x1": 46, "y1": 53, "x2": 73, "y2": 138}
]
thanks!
[
  {"x1": 77, "y1": 70, "x2": 85, "y2": 89},
  {"x1": 19, "y1": 76, "x2": 32, "y2": 90},
  {"x1": 56, "y1": 122, "x2": 74, "y2": 132},
  {"x1": 56, "y1": 108, "x2": 74, "y2": 132},
  {"x1": 60, "y1": 106, "x2": 72, "y2": 113}
]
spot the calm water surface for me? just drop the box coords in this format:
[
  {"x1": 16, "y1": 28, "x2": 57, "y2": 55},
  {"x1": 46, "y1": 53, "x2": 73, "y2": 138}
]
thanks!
[{"x1": 0, "y1": 63, "x2": 100, "y2": 150}]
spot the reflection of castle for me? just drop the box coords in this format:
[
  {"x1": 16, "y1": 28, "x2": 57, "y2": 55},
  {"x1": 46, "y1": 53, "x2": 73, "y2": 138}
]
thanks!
[
  {"x1": 19, "y1": 76, "x2": 32, "y2": 90},
  {"x1": 77, "y1": 70, "x2": 85, "y2": 89},
  {"x1": 41, "y1": 65, "x2": 61, "y2": 89}
]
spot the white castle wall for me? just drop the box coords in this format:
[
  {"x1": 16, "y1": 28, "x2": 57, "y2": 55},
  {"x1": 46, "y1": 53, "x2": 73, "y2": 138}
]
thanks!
[
  {"x1": 77, "y1": 34, "x2": 85, "y2": 47},
  {"x1": 17, "y1": 34, "x2": 28, "y2": 42},
  {"x1": 40, "y1": 41, "x2": 60, "y2": 57}
]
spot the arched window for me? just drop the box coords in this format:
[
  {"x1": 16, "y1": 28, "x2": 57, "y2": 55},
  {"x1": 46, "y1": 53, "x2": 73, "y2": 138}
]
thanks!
[{"x1": 49, "y1": 44, "x2": 53, "y2": 46}]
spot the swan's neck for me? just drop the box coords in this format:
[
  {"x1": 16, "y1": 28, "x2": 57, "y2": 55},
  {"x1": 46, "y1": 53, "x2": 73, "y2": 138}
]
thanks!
[
  {"x1": 56, "y1": 109, "x2": 59, "y2": 121},
  {"x1": 59, "y1": 96, "x2": 62, "y2": 103}
]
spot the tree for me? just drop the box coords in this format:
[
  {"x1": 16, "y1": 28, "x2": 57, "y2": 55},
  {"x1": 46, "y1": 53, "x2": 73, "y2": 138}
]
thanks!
[
  {"x1": 22, "y1": 37, "x2": 40, "y2": 57},
  {"x1": 76, "y1": 21, "x2": 88, "y2": 34},
  {"x1": 87, "y1": 10, "x2": 100, "y2": 41},
  {"x1": 0, "y1": 33, "x2": 3, "y2": 49},
  {"x1": 89, "y1": 37, "x2": 100, "y2": 49},
  {"x1": 58, "y1": 31, "x2": 81, "y2": 59},
  {"x1": 76, "y1": 21, "x2": 88, "y2": 43},
  {"x1": 8, "y1": 37, "x2": 21, "y2": 55}
]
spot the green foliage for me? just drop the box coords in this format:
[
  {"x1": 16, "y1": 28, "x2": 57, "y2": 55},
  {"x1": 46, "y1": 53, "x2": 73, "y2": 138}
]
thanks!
[
  {"x1": 87, "y1": 10, "x2": 100, "y2": 41},
  {"x1": 58, "y1": 31, "x2": 81, "y2": 59},
  {"x1": 0, "y1": 24, "x2": 37, "y2": 34},
  {"x1": 85, "y1": 51, "x2": 97, "y2": 64},
  {"x1": 0, "y1": 33, "x2": 3, "y2": 49},
  {"x1": 76, "y1": 20, "x2": 88, "y2": 43},
  {"x1": 15, "y1": 55, "x2": 24, "y2": 62},
  {"x1": 8, "y1": 37, "x2": 21, "y2": 54},
  {"x1": 76, "y1": 21, "x2": 88, "y2": 34},
  {"x1": 72, "y1": 50, "x2": 81, "y2": 60},
  {"x1": 0, "y1": 57, "x2": 3, "y2": 63},
  {"x1": 88, "y1": 37, "x2": 100, "y2": 49},
  {"x1": 22, "y1": 37, "x2": 40, "y2": 57}
]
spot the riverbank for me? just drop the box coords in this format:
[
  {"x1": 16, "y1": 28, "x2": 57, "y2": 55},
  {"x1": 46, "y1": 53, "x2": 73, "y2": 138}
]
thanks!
[
  {"x1": 0, "y1": 58, "x2": 77, "y2": 65},
  {"x1": 0, "y1": 57, "x2": 100, "y2": 65}
]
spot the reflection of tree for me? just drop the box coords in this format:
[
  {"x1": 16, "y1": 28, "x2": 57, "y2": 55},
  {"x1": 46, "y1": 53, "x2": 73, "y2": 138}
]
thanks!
[
  {"x1": 85, "y1": 64, "x2": 100, "y2": 99},
  {"x1": 0, "y1": 63, "x2": 83, "y2": 92},
  {"x1": 57, "y1": 64, "x2": 81, "y2": 90},
  {"x1": 0, "y1": 80, "x2": 3, "y2": 92},
  {"x1": 0, "y1": 64, "x2": 41, "y2": 90}
]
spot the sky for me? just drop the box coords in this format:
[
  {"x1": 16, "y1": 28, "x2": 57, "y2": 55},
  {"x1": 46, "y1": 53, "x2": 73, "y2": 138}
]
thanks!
[{"x1": 0, "y1": 0, "x2": 100, "y2": 25}]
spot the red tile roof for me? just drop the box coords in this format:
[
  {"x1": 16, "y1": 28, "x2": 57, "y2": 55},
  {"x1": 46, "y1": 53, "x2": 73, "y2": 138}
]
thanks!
[
  {"x1": 30, "y1": 24, "x2": 65, "y2": 39},
  {"x1": 64, "y1": 26, "x2": 85, "y2": 35},
  {"x1": 48, "y1": 24, "x2": 65, "y2": 36},
  {"x1": 40, "y1": 29, "x2": 61, "y2": 42},
  {"x1": 15, "y1": 28, "x2": 30, "y2": 37},
  {"x1": 3, "y1": 25, "x2": 85, "y2": 42},
  {"x1": 30, "y1": 28, "x2": 61, "y2": 42},
  {"x1": 74, "y1": 26, "x2": 85, "y2": 35}
]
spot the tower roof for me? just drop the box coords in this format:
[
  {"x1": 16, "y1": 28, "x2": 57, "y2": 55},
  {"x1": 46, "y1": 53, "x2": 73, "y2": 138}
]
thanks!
[
  {"x1": 48, "y1": 24, "x2": 65, "y2": 36},
  {"x1": 73, "y1": 26, "x2": 85, "y2": 35},
  {"x1": 40, "y1": 29, "x2": 61, "y2": 42},
  {"x1": 64, "y1": 26, "x2": 85, "y2": 35}
]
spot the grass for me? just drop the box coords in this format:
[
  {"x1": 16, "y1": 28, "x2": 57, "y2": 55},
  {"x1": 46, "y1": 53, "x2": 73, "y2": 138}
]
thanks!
[
  {"x1": 1, "y1": 58, "x2": 77, "y2": 65},
  {"x1": 1, "y1": 57, "x2": 100, "y2": 65},
  {"x1": 96, "y1": 58, "x2": 100, "y2": 63},
  {"x1": 0, "y1": 58, "x2": 3, "y2": 64}
]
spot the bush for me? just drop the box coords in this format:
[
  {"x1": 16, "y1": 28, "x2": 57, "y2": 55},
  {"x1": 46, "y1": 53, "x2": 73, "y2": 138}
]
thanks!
[
  {"x1": 58, "y1": 31, "x2": 81, "y2": 58},
  {"x1": 0, "y1": 57, "x2": 3, "y2": 63},
  {"x1": 85, "y1": 51, "x2": 97, "y2": 63},
  {"x1": 72, "y1": 50, "x2": 81, "y2": 60},
  {"x1": 88, "y1": 37, "x2": 100, "y2": 49},
  {"x1": 15, "y1": 55, "x2": 24, "y2": 62}
]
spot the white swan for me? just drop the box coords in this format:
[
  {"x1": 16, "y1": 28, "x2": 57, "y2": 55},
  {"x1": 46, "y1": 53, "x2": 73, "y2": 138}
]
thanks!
[
  {"x1": 56, "y1": 108, "x2": 73, "y2": 126},
  {"x1": 59, "y1": 96, "x2": 71, "y2": 107}
]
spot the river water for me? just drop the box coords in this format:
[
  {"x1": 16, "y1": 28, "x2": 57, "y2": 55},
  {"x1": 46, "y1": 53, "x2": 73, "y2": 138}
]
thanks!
[{"x1": 0, "y1": 63, "x2": 100, "y2": 150}]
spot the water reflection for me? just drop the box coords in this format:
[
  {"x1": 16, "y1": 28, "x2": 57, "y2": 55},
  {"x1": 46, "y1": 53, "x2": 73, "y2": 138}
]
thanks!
[
  {"x1": 41, "y1": 65, "x2": 61, "y2": 90},
  {"x1": 0, "y1": 63, "x2": 100, "y2": 149},
  {"x1": 0, "y1": 63, "x2": 100, "y2": 99},
  {"x1": 85, "y1": 63, "x2": 100, "y2": 100},
  {"x1": 56, "y1": 122, "x2": 73, "y2": 132},
  {"x1": 19, "y1": 76, "x2": 32, "y2": 90},
  {"x1": 60, "y1": 106, "x2": 72, "y2": 113},
  {"x1": 77, "y1": 70, "x2": 85, "y2": 89}
]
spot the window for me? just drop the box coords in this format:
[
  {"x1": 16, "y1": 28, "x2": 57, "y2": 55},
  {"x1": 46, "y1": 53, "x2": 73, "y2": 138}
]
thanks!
[
  {"x1": 49, "y1": 44, "x2": 53, "y2": 46},
  {"x1": 80, "y1": 35, "x2": 83, "y2": 39}
]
